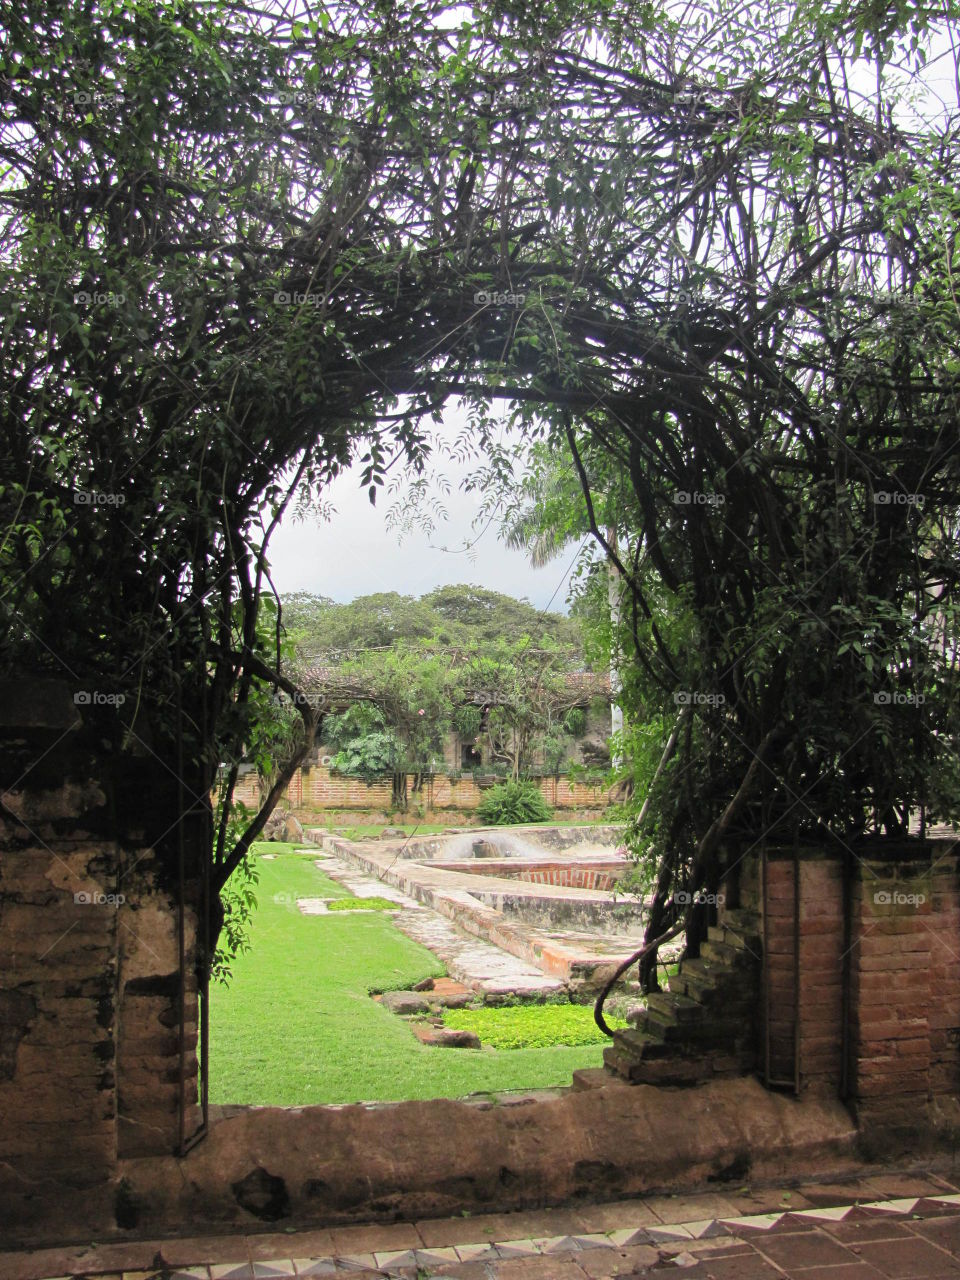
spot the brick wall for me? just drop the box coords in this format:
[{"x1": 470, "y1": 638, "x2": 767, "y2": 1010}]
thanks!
[
  {"x1": 758, "y1": 852, "x2": 845, "y2": 1094},
  {"x1": 750, "y1": 841, "x2": 960, "y2": 1127},
  {"x1": 849, "y1": 852, "x2": 959, "y2": 1131},
  {"x1": 267, "y1": 755, "x2": 613, "y2": 818},
  {"x1": 0, "y1": 680, "x2": 205, "y2": 1241}
]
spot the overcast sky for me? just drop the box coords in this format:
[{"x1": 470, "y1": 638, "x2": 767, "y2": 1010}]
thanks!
[{"x1": 266, "y1": 405, "x2": 584, "y2": 612}]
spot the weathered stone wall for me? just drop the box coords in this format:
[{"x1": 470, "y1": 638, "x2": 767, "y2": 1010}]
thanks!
[{"x1": 0, "y1": 680, "x2": 204, "y2": 1238}]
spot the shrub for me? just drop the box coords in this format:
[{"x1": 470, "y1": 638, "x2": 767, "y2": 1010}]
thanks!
[{"x1": 476, "y1": 779, "x2": 553, "y2": 824}]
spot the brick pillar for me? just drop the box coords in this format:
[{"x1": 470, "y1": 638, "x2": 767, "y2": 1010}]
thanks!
[
  {"x1": 849, "y1": 856, "x2": 935, "y2": 1129},
  {"x1": 0, "y1": 680, "x2": 205, "y2": 1243},
  {"x1": 750, "y1": 849, "x2": 845, "y2": 1095}
]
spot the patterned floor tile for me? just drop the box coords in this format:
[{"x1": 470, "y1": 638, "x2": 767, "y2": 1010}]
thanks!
[
  {"x1": 721, "y1": 1212, "x2": 786, "y2": 1232},
  {"x1": 453, "y1": 1242, "x2": 500, "y2": 1263},
  {"x1": 859, "y1": 1197, "x2": 921, "y2": 1215},
  {"x1": 678, "y1": 1219, "x2": 730, "y2": 1239},
  {"x1": 789, "y1": 1204, "x2": 854, "y2": 1223},
  {"x1": 334, "y1": 1256, "x2": 379, "y2": 1273},
  {"x1": 648, "y1": 1224, "x2": 694, "y2": 1242},
  {"x1": 530, "y1": 1235, "x2": 582, "y2": 1254},
  {"x1": 412, "y1": 1248, "x2": 459, "y2": 1267},
  {"x1": 494, "y1": 1239, "x2": 542, "y2": 1258},
  {"x1": 373, "y1": 1250, "x2": 418, "y2": 1269},
  {"x1": 570, "y1": 1234, "x2": 617, "y2": 1250},
  {"x1": 252, "y1": 1264, "x2": 297, "y2": 1277},
  {"x1": 605, "y1": 1228, "x2": 651, "y2": 1247},
  {"x1": 291, "y1": 1262, "x2": 340, "y2": 1277},
  {"x1": 210, "y1": 1266, "x2": 257, "y2": 1280}
]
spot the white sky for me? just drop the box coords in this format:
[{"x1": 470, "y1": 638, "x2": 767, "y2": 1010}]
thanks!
[{"x1": 267, "y1": 404, "x2": 582, "y2": 610}]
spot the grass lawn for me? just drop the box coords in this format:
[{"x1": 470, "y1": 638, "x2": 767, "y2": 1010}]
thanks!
[{"x1": 209, "y1": 846, "x2": 606, "y2": 1104}]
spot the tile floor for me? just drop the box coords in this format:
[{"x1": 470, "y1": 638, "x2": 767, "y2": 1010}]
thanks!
[{"x1": 5, "y1": 1170, "x2": 960, "y2": 1280}]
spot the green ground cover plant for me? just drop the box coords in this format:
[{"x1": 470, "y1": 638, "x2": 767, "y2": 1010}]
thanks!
[
  {"x1": 209, "y1": 846, "x2": 606, "y2": 1103},
  {"x1": 327, "y1": 896, "x2": 400, "y2": 912},
  {"x1": 442, "y1": 1003, "x2": 627, "y2": 1049}
]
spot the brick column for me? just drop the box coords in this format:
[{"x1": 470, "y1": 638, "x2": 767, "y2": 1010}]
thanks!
[
  {"x1": 0, "y1": 680, "x2": 205, "y2": 1243},
  {"x1": 849, "y1": 857, "x2": 936, "y2": 1130}
]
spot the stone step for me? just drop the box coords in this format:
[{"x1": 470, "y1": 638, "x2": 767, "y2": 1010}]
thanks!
[
  {"x1": 707, "y1": 923, "x2": 761, "y2": 952},
  {"x1": 699, "y1": 939, "x2": 760, "y2": 969},
  {"x1": 603, "y1": 1044, "x2": 645, "y2": 1082},
  {"x1": 645, "y1": 992, "x2": 701, "y2": 1024},
  {"x1": 612, "y1": 1027, "x2": 674, "y2": 1059},
  {"x1": 676, "y1": 957, "x2": 723, "y2": 991},
  {"x1": 571, "y1": 1067, "x2": 615, "y2": 1091},
  {"x1": 700, "y1": 939, "x2": 739, "y2": 965}
]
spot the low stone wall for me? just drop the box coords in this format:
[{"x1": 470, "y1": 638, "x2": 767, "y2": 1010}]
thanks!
[
  {"x1": 113, "y1": 1078, "x2": 859, "y2": 1241},
  {"x1": 230, "y1": 758, "x2": 613, "y2": 820}
]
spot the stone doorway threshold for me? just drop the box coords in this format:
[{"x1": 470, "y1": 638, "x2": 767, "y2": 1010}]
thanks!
[{"x1": 5, "y1": 1169, "x2": 960, "y2": 1279}]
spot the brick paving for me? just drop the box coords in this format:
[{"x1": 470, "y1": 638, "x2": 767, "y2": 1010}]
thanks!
[{"x1": 6, "y1": 1170, "x2": 960, "y2": 1280}]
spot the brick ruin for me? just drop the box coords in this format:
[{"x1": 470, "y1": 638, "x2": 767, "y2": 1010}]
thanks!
[
  {"x1": 607, "y1": 842, "x2": 960, "y2": 1147},
  {"x1": 1, "y1": 681, "x2": 958, "y2": 1245}
]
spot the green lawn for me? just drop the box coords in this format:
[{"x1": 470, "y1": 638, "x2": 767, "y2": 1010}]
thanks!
[{"x1": 209, "y1": 846, "x2": 606, "y2": 1104}]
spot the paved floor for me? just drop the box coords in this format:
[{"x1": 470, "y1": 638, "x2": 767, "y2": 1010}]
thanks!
[{"x1": 7, "y1": 1170, "x2": 960, "y2": 1280}]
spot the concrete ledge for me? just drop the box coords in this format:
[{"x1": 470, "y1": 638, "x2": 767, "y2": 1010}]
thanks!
[{"x1": 104, "y1": 1078, "x2": 860, "y2": 1242}]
